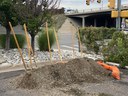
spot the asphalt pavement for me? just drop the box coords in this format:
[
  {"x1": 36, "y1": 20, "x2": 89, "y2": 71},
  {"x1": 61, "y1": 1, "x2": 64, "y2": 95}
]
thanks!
[{"x1": 0, "y1": 70, "x2": 24, "y2": 80}]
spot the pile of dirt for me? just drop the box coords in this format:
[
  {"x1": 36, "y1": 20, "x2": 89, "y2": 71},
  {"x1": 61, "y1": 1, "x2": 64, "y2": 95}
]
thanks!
[{"x1": 17, "y1": 58, "x2": 111, "y2": 89}]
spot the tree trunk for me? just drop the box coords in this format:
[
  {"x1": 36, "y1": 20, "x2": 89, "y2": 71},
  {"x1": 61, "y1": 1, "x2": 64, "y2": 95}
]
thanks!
[
  {"x1": 5, "y1": 28, "x2": 11, "y2": 50},
  {"x1": 31, "y1": 34, "x2": 35, "y2": 53}
]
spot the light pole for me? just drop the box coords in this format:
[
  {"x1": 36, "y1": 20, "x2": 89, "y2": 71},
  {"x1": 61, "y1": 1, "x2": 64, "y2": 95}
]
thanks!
[
  {"x1": 102, "y1": 1, "x2": 103, "y2": 9},
  {"x1": 116, "y1": 0, "x2": 121, "y2": 31}
]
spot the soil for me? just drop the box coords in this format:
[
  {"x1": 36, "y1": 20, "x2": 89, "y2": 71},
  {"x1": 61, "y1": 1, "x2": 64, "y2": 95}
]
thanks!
[
  {"x1": 16, "y1": 58, "x2": 111, "y2": 89},
  {"x1": 0, "y1": 58, "x2": 128, "y2": 96}
]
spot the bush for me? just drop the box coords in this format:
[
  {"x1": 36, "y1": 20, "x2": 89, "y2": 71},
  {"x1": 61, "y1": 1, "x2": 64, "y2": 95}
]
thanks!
[
  {"x1": 79, "y1": 27, "x2": 117, "y2": 53},
  {"x1": 37, "y1": 28, "x2": 55, "y2": 51},
  {"x1": 0, "y1": 34, "x2": 26, "y2": 49},
  {"x1": 102, "y1": 32, "x2": 128, "y2": 68}
]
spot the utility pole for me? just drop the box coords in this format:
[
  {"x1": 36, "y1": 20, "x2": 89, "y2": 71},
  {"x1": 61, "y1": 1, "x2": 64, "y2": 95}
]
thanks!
[{"x1": 116, "y1": 0, "x2": 121, "y2": 31}]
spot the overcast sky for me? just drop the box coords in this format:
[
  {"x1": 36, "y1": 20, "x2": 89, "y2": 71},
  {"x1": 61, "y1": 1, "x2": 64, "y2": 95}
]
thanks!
[{"x1": 59, "y1": 0, "x2": 128, "y2": 10}]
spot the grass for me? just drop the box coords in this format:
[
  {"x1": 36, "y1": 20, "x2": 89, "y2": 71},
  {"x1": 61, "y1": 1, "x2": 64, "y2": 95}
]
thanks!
[{"x1": 37, "y1": 28, "x2": 55, "y2": 51}]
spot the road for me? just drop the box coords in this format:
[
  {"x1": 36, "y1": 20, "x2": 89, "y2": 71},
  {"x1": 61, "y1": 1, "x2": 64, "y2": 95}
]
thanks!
[{"x1": 0, "y1": 70, "x2": 24, "y2": 80}]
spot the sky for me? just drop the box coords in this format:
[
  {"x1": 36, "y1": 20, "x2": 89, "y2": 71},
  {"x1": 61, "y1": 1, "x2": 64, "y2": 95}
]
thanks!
[{"x1": 59, "y1": 0, "x2": 128, "y2": 10}]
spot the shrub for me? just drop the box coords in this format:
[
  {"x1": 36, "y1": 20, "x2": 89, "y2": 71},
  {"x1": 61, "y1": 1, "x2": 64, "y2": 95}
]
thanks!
[
  {"x1": 102, "y1": 32, "x2": 128, "y2": 68},
  {"x1": 79, "y1": 27, "x2": 117, "y2": 53},
  {"x1": 0, "y1": 34, "x2": 26, "y2": 49},
  {"x1": 37, "y1": 28, "x2": 55, "y2": 51}
]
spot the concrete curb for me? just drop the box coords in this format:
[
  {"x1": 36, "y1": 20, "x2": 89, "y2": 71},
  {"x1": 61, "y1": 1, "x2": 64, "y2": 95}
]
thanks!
[{"x1": 106, "y1": 62, "x2": 128, "y2": 69}]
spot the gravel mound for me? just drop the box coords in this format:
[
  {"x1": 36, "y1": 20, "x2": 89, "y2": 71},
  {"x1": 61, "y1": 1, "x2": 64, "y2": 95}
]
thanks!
[{"x1": 17, "y1": 58, "x2": 111, "y2": 89}]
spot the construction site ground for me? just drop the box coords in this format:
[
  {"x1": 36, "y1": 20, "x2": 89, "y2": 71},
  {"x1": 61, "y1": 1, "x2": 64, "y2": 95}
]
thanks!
[{"x1": 0, "y1": 58, "x2": 128, "y2": 96}]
